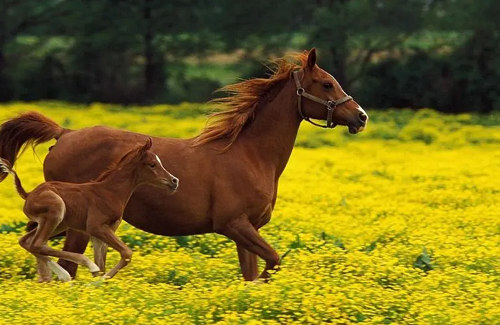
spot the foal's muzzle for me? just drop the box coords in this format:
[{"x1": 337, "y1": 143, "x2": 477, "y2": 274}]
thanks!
[
  {"x1": 168, "y1": 177, "x2": 179, "y2": 191},
  {"x1": 161, "y1": 176, "x2": 179, "y2": 192}
]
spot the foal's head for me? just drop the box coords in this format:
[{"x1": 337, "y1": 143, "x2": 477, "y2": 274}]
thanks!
[
  {"x1": 127, "y1": 138, "x2": 178, "y2": 192},
  {"x1": 295, "y1": 49, "x2": 368, "y2": 133}
]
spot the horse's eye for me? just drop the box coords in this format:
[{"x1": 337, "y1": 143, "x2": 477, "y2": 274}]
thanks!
[
  {"x1": 323, "y1": 83, "x2": 333, "y2": 90},
  {"x1": 150, "y1": 164, "x2": 156, "y2": 168}
]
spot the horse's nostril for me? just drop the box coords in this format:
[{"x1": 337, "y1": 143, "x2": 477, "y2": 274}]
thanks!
[
  {"x1": 359, "y1": 112, "x2": 368, "y2": 123},
  {"x1": 172, "y1": 177, "x2": 178, "y2": 184}
]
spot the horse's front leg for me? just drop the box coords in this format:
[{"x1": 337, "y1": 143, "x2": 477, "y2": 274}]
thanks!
[
  {"x1": 58, "y1": 229, "x2": 90, "y2": 278},
  {"x1": 221, "y1": 216, "x2": 280, "y2": 280},
  {"x1": 236, "y1": 244, "x2": 259, "y2": 281}
]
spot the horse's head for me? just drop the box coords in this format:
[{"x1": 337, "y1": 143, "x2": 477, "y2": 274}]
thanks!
[
  {"x1": 294, "y1": 48, "x2": 368, "y2": 134},
  {"x1": 134, "y1": 138, "x2": 179, "y2": 193}
]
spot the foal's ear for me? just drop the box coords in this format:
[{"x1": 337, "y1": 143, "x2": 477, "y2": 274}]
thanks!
[
  {"x1": 139, "y1": 137, "x2": 153, "y2": 156},
  {"x1": 306, "y1": 48, "x2": 317, "y2": 70}
]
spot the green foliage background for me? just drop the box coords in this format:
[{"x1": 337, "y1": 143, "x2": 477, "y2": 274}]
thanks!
[{"x1": 1, "y1": 0, "x2": 500, "y2": 112}]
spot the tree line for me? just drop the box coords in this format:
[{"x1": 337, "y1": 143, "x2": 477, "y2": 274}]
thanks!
[{"x1": 1, "y1": 0, "x2": 499, "y2": 112}]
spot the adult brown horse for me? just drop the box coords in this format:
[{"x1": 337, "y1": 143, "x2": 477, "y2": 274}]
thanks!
[{"x1": 0, "y1": 49, "x2": 368, "y2": 280}]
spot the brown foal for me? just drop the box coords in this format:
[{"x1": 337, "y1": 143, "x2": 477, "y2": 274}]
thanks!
[{"x1": 0, "y1": 138, "x2": 178, "y2": 282}]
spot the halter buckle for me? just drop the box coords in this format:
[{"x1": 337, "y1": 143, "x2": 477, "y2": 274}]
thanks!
[
  {"x1": 326, "y1": 101, "x2": 336, "y2": 111},
  {"x1": 296, "y1": 88, "x2": 304, "y2": 96}
]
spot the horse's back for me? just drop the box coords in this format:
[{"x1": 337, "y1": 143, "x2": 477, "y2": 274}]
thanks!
[{"x1": 45, "y1": 126, "x2": 148, "y2": 182}]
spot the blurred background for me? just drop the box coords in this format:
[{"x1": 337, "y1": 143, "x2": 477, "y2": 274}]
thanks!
[{"x1": 0, "y1": 0, "x2": 499, "y2": 113}]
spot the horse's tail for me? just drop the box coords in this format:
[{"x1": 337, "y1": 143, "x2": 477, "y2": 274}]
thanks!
[
  {"x1": 0, "y1": 158, "x2": 28, "y2": 200},
  {"x1": 0, "y1": 111, "x2": 68, "y2": 183}
]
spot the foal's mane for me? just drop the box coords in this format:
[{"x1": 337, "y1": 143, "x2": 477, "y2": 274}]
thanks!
[
  {"x1": 93, "y1": 146, "x2": 142, "y2": 182},
  {"x1": 192, "y1": 52, "x2": 309, "y2": 149}
]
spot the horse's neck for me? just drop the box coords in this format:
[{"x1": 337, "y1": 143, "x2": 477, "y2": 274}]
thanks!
[{"x1": 237, "y1": 79, "x2": 302, "y2": 179}]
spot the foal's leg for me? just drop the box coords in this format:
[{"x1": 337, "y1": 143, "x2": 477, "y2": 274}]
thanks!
[
  {"x1": 19, "y1": 221, "x2": 72, "y2": 282},
  {"x1": 91, "y1": 236, "x2": 108, "y2": 274},
  {"x1": 19, "y1": 229, "x2": 52, "y2": 282},
  {"x1": 221, "y1": 217, "x2": 280, "y2": 280},
  {"x1": 30, "y1": 226, "x2": 101, "y2": 277},
  {"x1": 236, "y1": 244, "x2": 259, "y2": 281},
  {"x1": 36, "y1": 256, "x2": 53, "y2": 282},
  {"x1": 26, "y1": 194, "x2": 100, "y2": 278},
  {"x1": 88, "y1": 224, "x2": 132, "y2": 279}
]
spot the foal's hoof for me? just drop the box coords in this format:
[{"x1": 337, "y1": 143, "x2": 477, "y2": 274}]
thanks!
[
  {"x1": 57, "y1": 272, "x2": 72, "y2": 282},
  {"x1": 88, "y1": 262, "x2": 101, "y2": 275}
]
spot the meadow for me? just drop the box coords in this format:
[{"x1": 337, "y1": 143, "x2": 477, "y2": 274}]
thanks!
[{"x1": 0, "y1": 102, "x2": 499, "y2": 324}]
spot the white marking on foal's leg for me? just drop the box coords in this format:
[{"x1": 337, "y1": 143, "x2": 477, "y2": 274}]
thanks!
[
  {"x1": 91, "y1": 236, "x2": 107, "y2": 273},
  {"x1": 36, "y1": 256, "x2": 53, "y2": 282},
  {"x1": 46, "y1": 259, "x2": 72, "y2": 282}
]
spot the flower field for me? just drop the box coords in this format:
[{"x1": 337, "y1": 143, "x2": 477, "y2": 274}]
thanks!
[{"x1": 0, "y1": 102, "x2": 499, "y2": 324}]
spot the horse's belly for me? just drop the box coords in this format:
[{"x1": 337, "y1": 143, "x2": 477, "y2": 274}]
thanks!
[
  {"x1": 124, "y1": 212, "x2": 213, "y2": 236},
  {"x1": 122, "y1": 188, "x2": 214, "y2": 236}
]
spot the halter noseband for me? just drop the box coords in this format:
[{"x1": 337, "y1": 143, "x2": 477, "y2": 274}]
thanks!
[{"x1": 293, "y1": 70, "x2": 353, "y2": 128}]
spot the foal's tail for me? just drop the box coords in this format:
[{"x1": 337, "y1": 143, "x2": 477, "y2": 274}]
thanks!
[
  {"x1": 0, "y1": 158, "x2": 28, "y2": 199},
  {"x1": 0, "y1": 111, "x2": 68, "y2": 183}
]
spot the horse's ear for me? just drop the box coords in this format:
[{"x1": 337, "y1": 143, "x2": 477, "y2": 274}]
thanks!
[
  {"x1": 139, "y1": 137, "x2": 153, "y2": 156},
  {"x1": 307, "y1": 48, "x2": 317, "y2": 70}
]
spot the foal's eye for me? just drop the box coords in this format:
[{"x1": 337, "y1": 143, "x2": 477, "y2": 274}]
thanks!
[
  {"x1": 323, "y1": 83, "x2": 333, "y2": 90},
  {"x1": 149, "y1": 164, "x2": 156, "y2": 168}
]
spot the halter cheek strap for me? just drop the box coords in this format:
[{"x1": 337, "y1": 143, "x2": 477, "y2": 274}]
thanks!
[{"x1": 293, "y1": 70, "x2": 353, "y2": 128}]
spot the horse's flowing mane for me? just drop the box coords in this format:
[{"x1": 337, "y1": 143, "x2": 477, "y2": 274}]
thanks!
[{"x1": 192, "y1": 51, "x2": 309, "y2": 149}]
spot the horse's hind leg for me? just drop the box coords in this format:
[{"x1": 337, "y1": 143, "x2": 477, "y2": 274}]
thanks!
[{"x1": 221, "y1": 216, "x2": 280, "y2": 280}]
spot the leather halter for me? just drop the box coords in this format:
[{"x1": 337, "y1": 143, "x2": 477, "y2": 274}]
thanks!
[{"x1": 293, "y1": 70, "x2": 353, "y2": 128}]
